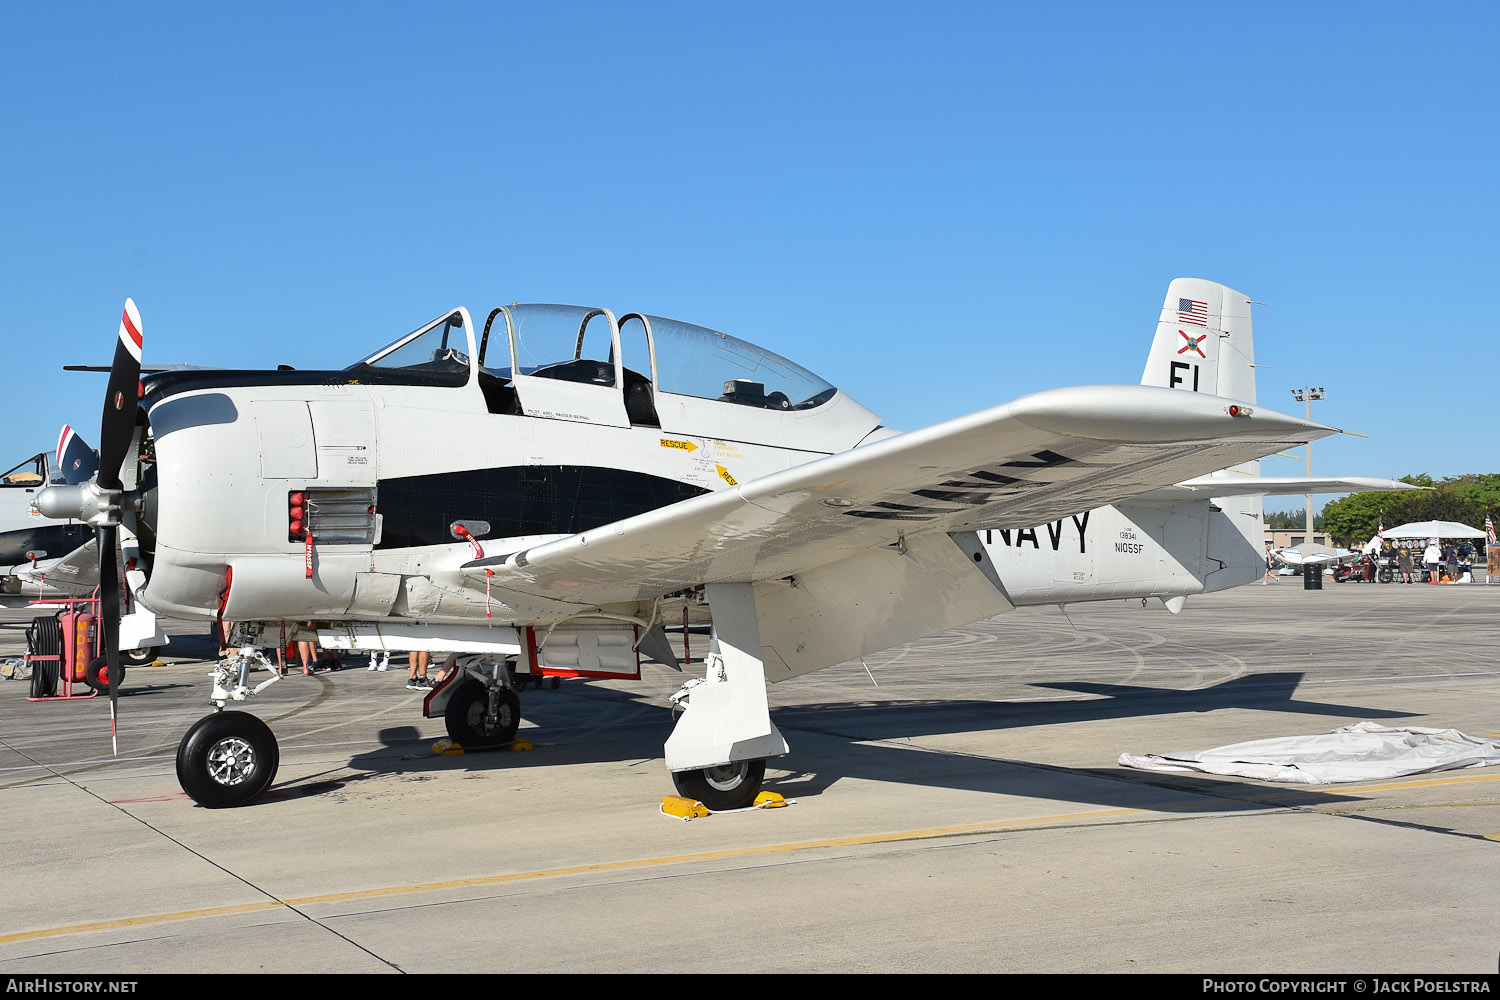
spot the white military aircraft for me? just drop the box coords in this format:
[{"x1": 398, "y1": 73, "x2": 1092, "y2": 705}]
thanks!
[
  {"x1": 38, "y1": 279, "x2": 1415, "y2": 808},
  {"x1": 0, "y1": 431, "x2": 163, "y2": 663},
  {"x1": 1269, "y1": 543, "x2": 1356, "y2": 570},
  {"x1": 0, "y1": 431, "x2": 102, "y2": 604}
]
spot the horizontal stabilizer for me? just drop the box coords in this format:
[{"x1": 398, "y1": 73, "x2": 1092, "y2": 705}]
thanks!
[
  {"x1": 1134, "y1": 475, "x2": 1424, "y2": 502},
  {"x1": 64, "y1": 362, "x2": 225, "y2": 373}
]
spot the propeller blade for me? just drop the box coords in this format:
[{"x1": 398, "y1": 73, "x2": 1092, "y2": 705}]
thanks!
[
  {"x1": 97, "y1": 299, "x2": 143, "y2": 492},
  {"x1": 96, "y1": 299, "x2": 142, "y2": 756},
  {"x1": 98, "y1": 523, "x2": 121, "y2": 755},
  {"x1": 55, "y1": 425, "x2": 99, "y2": 486}
]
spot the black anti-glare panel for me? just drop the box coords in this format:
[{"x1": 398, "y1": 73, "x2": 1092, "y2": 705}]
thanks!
[{"x1": 375, "y1": 466, "x2": 709, "y2": 549}]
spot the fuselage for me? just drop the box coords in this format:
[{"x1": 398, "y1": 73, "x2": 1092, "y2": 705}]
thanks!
[
  {"x1": 133, "y1": 303, "x2": 1254, "y2": 633},
  {"x1": 137, "y1": 305, "x2": 889, "y2": 626}
]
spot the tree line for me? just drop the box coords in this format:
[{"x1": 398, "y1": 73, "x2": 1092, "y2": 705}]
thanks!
[
  {"x1": 1265, "y1": 509, "x2": 1324, "y2": 531},
  {"x1": 1317, "y1": 473, "x2": 1500, "y2": 546}
]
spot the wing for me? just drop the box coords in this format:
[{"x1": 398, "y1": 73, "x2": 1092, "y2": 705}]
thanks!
[
  {"x1": 14, "y1": 536, "x2": 99, "y2": 585},
  {"x1": 465, "y1": 385, "x2": 1333, "y2": 606},
  {"x1": 1134, "y1": 475, "x2": 1424, "y2": 502}
]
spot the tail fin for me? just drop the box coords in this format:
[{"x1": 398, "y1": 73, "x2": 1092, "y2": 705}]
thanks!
[
  {"x1": 1140, "y1": 278, "x2": 1256, "y2": 403},
  {"x1": 1141, "y1": 279, "x2": 1264, "y2": 592},
  {"x1": 56, "y1": 425, "x2": 99, "y2": 486}
]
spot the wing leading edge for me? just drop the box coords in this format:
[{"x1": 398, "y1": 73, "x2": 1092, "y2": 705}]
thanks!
[{"x1": 463, "y1": 384, "x2": 1334, "y2": 607}]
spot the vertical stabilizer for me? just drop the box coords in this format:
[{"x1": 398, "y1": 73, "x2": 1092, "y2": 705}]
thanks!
[
  {"x1": 1140, "y1": 279, "x2": 1265, "y2": 589},
  {"x1": 1140, "y1": 278, "x2": 1256, "y2": 403}
]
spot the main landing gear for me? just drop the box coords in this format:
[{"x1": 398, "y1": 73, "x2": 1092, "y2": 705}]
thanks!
[
  {"x1": 122, "y1": 645, "x2": 160, "y2": 667},
  {"x1": 672, "y1": 759, "x2": 768, "y2": 812},
  {"x1": 664, "y1": 583, "x2": 787, "y2": 811},
  {"x1": 444, "y1": 679, "x2": 521, "y2": 748},
  {"x1": 428, "y1": 654, "x2": 524, "y2": 750}
]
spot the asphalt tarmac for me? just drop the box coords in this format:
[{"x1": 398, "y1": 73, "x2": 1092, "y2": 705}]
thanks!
[{"x1": 0, "y1": 580, "x2": 1496, "y2": 974}]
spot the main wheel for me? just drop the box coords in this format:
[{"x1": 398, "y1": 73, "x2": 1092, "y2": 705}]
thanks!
[
  {"x1": 672, "y1": 759, "x2": 767, "y2": 811},
  {"x1": 176, "y1": 712, "x2": 280, "y2": 808},
  {"x1": 122, "y1": 645, "x2": 160, "y2": 666},
  {"x1": 84, "y1": 655, "x2": 124, "y2": 693},
  {"x1": 1377, "y1": 567, "x2": 1393, "y2": 584},
  {"x1": 444, "y1": 680, "x2": 520, "y2": 749}
]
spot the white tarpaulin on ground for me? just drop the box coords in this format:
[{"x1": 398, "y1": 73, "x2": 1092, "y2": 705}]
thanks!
[{"x1": 1118, "y1": 722, "x2": 1500, "y2": 784}]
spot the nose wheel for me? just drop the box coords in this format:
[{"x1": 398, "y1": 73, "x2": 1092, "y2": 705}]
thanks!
[{"x1": 176, "y1": 712, "x2": 280, "y2": 807}]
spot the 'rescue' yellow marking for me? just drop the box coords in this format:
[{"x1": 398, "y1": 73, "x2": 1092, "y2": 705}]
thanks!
[
  {"x1": 659, "y1": 437, "x2": 697, "y2": 452},
  {"x1": 716, "y1": 465, "x2": 737, "y2": 486},
  {"x1": 7, "y1": 771, "x2": 1500, "y2": 946}
]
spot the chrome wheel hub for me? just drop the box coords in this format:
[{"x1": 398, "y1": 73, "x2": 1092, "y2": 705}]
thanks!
[
  {"x1": 207, "y1": 736, "x2": 255, "y2": 786},
  {"x1": 703, "y1": 762, "x2": 748, "y2": 792}
]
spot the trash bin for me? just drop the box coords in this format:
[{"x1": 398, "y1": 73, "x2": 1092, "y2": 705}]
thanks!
[{"x1": 1303, "y1": 565, "x2": 1323, "y2": 590}]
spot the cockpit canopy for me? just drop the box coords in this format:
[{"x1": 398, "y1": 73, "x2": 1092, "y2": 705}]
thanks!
[
  {"x1": 0, "y1": 453, "x2": 60, "y2": 487},
  {"x1": 347, "y1": 303, "x2": 881, "y2": 452},
  {"x1": 351, "y1": 305, "x2": 838, "y2": 412},
  {"x1": 639, "y1": 314, "x2": 836, "y2": 412},
  {"x1": 352, "y1": 312, "x2": 472, "y2": 386}
]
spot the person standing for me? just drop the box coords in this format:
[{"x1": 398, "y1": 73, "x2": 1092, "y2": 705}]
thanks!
[
  {"x1": 406, "y1": 650, "x2": 431, "y2": 690},
  {"x1": 297, "y1": 640, "x2": 317, "y2": 676},
  {"x1": 1423, "y1": 539, "x2": 1442, "y2": 583}
]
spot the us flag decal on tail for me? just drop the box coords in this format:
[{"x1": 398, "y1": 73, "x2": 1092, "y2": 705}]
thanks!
[{"x1": 1177, "y1": 298, "x2": 1208, "y2": 327}]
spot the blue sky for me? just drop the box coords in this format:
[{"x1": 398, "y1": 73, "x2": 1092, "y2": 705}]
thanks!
[{"x1": 2, "y1": 3, "x2": 1493, "y2": 510}]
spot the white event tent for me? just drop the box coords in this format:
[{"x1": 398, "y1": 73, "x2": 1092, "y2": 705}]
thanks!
[
  {"x1": 1364, "y1": 520, "x2": 1486, "y2": 553},
  {"x1": 1381, "y1": 520, "x2": 1485, "y2": 540}
]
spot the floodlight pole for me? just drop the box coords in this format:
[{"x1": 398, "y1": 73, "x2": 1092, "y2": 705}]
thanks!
[{"x1": 1291, "y1": 387, "x2": 1326, "y2": 540}]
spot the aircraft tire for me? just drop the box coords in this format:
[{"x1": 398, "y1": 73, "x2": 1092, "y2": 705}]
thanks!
[
  {"x1": 672, "y1": 759, "x2": 766, "y2": 811},
  {"x1": 122, "y1": 645, "x2": 159, "y2": 667},
  {"x1": 176, "y1": 712, "x2": 280, "y2": 808},
  {"x1": 84, "y1": 655, "x2": 124, "y2": 693},
  {"x1": 1378, "y1": 568, "x2": 1394, "y2": 584},
  {"x1": 444, "y1": 680, "x2": 520, "y2": 750}
]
